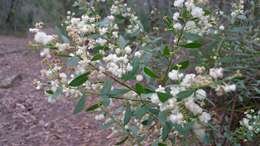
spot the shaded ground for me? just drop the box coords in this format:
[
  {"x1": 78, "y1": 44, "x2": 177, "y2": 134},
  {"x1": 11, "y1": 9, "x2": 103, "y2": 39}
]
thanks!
[{"x1": 0, "y1": 35, "x2": 114, "y2": 146}]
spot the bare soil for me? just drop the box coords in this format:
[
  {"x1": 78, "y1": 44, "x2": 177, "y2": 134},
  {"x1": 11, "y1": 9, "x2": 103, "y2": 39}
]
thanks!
[{"x1": 0, "y1": 35, "x2": 114, "y2": 146}]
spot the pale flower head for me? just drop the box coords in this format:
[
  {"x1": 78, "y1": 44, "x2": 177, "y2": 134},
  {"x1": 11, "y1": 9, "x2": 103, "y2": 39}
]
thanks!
[
  {"x1": 191, "y1": 7, "x2": 204, "y2": 18},
  {"x1": 209, "y1": 67, "x2": 224, "y2": 79},
  {"x1": 34, "y1": 31, "x2": 54, "y2": 45},
  {"x1": 174, "y1": 0, "x2": 185, "y2": 7},
  {"x1": 173, "y1": 12, "x2": 180, "y2": 21},
  {"x1": 169, "y1": 113, "x2": 184, "y2": 124},
  {"x1": 136, "y1": 74, "x2": 144, "y2": 82},
  {"x1": 199, "y1": 112, "x2": 211, "y2": 123},
  {"x1": 173, "y1": 23, "x2": 183, "y2": 30},
  {"x1": 223, "y1": 84, "x2": 236, "y2": 93},
  {"x1": 195, "y1": 89, "x2": 207, "y2": 100},
  {"x1": 168, "y1": 69, "x2": 184, "y2": 81}
]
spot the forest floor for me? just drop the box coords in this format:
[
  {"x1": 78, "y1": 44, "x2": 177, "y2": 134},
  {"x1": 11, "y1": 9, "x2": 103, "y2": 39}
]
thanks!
[{"x1": 0, "y1": 35, "x2": 115, "y2": 146}]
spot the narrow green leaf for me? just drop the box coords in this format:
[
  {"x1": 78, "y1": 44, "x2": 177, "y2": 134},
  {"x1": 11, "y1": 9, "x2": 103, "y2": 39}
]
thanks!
[
  {"x1": 158, "y1": 143, "x2": 167, "y2": 146},
  {"x1": 66, "y1": 56, "x2": 80, "y2": 67},
  {"x1": 163, "y1": 16, "x2": 173, "y2": 30},
  {"x1": 93, "y1": 45, "x2": 109, "y2": 50},
  {"x1": 158, "y1": 111, "x2": 167, "y2": 124},
  {"x1": 119, "y1": 35, "x2": 128, "y2": 48},
  {"x1": 46, "y1": 90, "x2": 54, "y2": 95},
  {"x1": 91, "y1": 54, "x2": 103, "y2": 61},
  {"x1": 122, "y1": 58, "x2": 140, "y2": 80},
  {"x1": 163, "y1": 46, "x2": 170, "y2": 56},
  {"x1": 85, "y1": 102, "x2": 102, "y2": 112},
  {"x1": 110, "y1": 88, "x2": 130, "y2": 97},
  {"x1": 69, "y1": 72, "x2": 89, "y2": 87},
  {"x1": 176, "y1": 90, "x2": 194, "y2": 100},
  {"x1": 172, "y1": 60, "x2": 190, "y2": 70},
  {"x1": 93, "y1": 45, "x2": 109, "y2": 54},
  {"x1": 180, "y1": 41, "x2": 202, "y2": 48},
  {"x1": 157, "y1": 92, "x2": 172, "y2": 102},
  {"x1": 124, "y1": 104, "x2": 132, "y2": 125},
  {"x1": 135, "y1": 83, "x2": 145, "y2": 95},
  {"x1": 134, "y1": 106, "x2": 148, "y2": 119},
  {"x1": 115, "y1": 135, "x2": 129, "y2": 145},
  {"x1": 101, "y1": 97, "x2": 111, "y2": 107},
  {"x1": 144, "y1": 67, "x2": 158, "y2": 78},
  {"x1": 162, "y1": 121, "x2": 172, "y2": 141},
  {"x1": 73, "y1": 96, "x2": 87, "y2": 114},
  {"x1": 55, "y1": 26, "x2": 70, "y2": 43},
  {"x1": 101, "y1": 79, "x2": 113, "y2": 97}
]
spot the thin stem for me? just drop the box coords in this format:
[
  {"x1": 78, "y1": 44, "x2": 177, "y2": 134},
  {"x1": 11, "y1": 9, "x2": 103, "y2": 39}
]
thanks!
[
  {"x1": 88, "y1": 63, "x2": 137, "y2": 92},
  {"x1": 86, "y1": 91, "x2": 150, "y2": 102},
  {"x1": 162, "y1": 25, "x2": 185, "y2": 85},
  {"x1": 111, "y1": 96, "x2": 151, "y2": 102}
]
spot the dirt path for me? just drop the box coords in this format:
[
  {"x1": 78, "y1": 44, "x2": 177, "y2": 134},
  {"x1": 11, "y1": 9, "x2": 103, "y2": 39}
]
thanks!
[{"x1": 0, "y1": 35, "x2": 114, "y2": 146}]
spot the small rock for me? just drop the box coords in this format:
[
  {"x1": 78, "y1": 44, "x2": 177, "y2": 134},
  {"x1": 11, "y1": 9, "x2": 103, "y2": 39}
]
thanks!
[{"x1": 0, "y1": 74, "x2": 22, "y2": 88}]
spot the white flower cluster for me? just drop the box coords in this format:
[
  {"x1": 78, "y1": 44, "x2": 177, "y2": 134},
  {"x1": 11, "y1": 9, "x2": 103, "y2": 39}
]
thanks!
[
  {"x1": 102, "y1": 52, "x2": 133, "y2": 78},
  {"x1": 149, "y1": 73, "x2": 209, "y2": 124},
  {"x1": 172, "y1": 0, "x2": 215, "y2": 35},
  {"x1": 148, "y1": 66, "x2": 238, "y2": 125},
  {"x1": 239, "y1": 109, "x2": 260, "y2": 139},
  {"x1": 34, "y1": 31, "x2": 54, "y2": 45},
  {"x1": 111, "y1": 0, "x2": 143, "y2": 34},
  {"x1": 31, "y1": 0, "x2": 145, "y2": 102},
  {"x1": 29, "y1": 0, "x2": 245, "y2": 144},
  {"x1": 231, "y1": 0, "x2": 245, "y2": 17}
]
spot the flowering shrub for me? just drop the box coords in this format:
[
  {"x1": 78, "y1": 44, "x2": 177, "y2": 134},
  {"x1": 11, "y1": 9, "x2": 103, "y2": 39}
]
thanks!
[{"x1": 30, "y1": 0, "x2": 259, "y2": 145}]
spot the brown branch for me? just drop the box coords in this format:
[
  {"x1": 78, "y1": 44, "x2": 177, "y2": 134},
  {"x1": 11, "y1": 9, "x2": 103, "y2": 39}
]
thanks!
[{"x1": 88, "y1": 63, "x2": 137, "y2": 93}]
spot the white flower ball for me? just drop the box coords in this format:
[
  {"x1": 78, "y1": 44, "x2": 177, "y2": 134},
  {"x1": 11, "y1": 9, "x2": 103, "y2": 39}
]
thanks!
[
  {"x1": 209, "y1": 67, "x2": 224, "y2": 79},
  {"x1": 199, "y1": 112, "x2": 211, "y2": 123},
  {"x1": 195, "y1": 89, "x2": 207, "y2": 100},
  {"x1": 136, "y1": 74, "x2": 144, "y2": 82},
  {"x1": 124, "y1": 46, "x2": 132, "y2": 54},
  {"x1": 174, "y1": 0, "x2": 184, "y2": 7},
  {"x1": 219, "y1": 25, "x2": 225, "y2": 30}
]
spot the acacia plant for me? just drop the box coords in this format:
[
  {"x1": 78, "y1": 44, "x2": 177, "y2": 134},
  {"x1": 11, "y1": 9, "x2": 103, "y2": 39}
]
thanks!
[{"x1": 30, "y1": 0, "x2": 259, "y2": 145}]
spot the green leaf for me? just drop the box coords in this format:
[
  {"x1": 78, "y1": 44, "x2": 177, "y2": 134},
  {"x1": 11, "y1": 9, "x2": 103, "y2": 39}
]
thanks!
[
  {"x1": 93, "y1": 45, "x2": 109, "y2": 50},
  {"x1": 180, "y1": 41, "x2": 202, "y2": 48},
  {"x1": 46, "y1": 90, "x2": 54, "y2": 95},
  {"x1": 134, "y1": 106, "x2": 148, "y2": 119},
  {"x1": 66, "y1": 56, "x2": 80, "y2": 67},
  {"x1": 163, "y1": 16, "x2": 173, "y2": 30},
  {"x1": 69, "y1": 72, "x2": 89, "y2": 87},
  {"x1": 135, "y1": 83, "x2": 145, "y2": 95},
  {"x1": 163, "y1": 46, "x2": 170, "y2": 56},
  {"x1": 158, "y1": 143, "x2": 167, "y2": 146},
  {"x1": 115, "y1": 135, "x2": 129, "y2": 145},
  {"x1": 101, "y1": 79, "x2": 113, "y2": 97},
  {"x1": 172, "y1": 60, "x2": 190, "y2": 70},
  {"x1": 144, "y1": 67, "x2": 159, "y2": 78},
  {"x1": 91, "y1": 54, "x2": 103, "y2": 61},
  {"x1": 119, "y1": 35, "x2": 128, "y2": 48},
  {"x1": 55, "y1": 26, "x2": 70, "y2": 43},
  {"x1": 161, "y1": 121, "x2": 172, "y2": 141},
  {"x1": 110, "y1": 88, "x2": 130, "y2": 97},
  {"x1": 177, "y1": 90, "x2": 195, "y2": 100},
  {"x1": 73, "y1": 96, "x2": 87, "y2": 114},
  {"x1": 122, "y1": 58, "x2": 140, "y2": 80},
  {"x1": 124, "y1": 104, "x2": 132, "y2": 125},
  {"x1": 93, "y1": 45, "x2": 109, "y2": 54},
  {"x1": 101, "y1": 97, "x2": 111, "y2": 107},
  {"x1": 85, "y1": 102, "x2": 102, "y2": 112},
  {"x1": 158, "y1": 111, "x2": 167, "y2": 124},
  {"x1": 157, "y1": 92, "x2": 172, "y2": 102}
]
